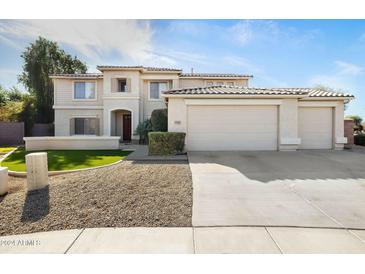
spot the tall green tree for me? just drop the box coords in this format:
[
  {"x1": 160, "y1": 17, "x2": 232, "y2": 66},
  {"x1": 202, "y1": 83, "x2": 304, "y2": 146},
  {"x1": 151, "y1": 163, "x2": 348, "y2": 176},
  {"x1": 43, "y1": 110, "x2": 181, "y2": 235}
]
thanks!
[{"x1": 18, "y1": 37, "x2": 87, "y2": 123}]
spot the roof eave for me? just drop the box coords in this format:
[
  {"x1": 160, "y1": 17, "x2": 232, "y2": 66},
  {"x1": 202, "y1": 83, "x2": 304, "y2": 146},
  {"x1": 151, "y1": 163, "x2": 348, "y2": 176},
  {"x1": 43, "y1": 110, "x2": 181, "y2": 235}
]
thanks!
[
  {"x1": 96, "y1": 66, "x2": 142, "y2": 72},
  {"x1": 162, "y1": 94, "x2": 308, "y2": 99},
  {"x1": 300, "y1": 96, "x2": 355, "y2": 101},
  {"x1": 142, "y1": 70, "x2": 182, "y2": 74},
  {"x1": 50, "y1": 76, "x2": 103, "y2": 80},
  {"x1": 179, "y1": 76, "x2": 253, "y2": 79}
]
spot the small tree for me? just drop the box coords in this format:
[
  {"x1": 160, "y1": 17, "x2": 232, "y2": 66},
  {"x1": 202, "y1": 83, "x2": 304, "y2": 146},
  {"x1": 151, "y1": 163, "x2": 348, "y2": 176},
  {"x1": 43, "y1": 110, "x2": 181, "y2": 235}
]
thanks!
[
  {"x1": 136, "y1": 119, "x2": 152, "y2": 144},
  {"x1": 346, "y1": 115, "x2": 363, "y2": 134},
  {"x1": 0, "y1": 86, "x2": 7, "y2": 106},
  {"x1": 151, "y1": 108, "x2": 168, "y2": 132}
]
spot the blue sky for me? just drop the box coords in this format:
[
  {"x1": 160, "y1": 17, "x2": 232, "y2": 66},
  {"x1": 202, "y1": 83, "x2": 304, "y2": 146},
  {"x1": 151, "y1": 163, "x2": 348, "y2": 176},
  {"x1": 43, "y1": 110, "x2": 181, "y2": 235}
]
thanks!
[{"x1": 0, "y1": 19, "x2": 364, "y2": 117}]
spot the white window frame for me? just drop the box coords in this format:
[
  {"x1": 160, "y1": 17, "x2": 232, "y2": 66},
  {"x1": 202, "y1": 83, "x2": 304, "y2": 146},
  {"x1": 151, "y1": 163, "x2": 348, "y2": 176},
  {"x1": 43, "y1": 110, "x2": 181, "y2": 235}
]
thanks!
[
  {"x1": 226, "y1": 81, "x2": 235, "y2": 86},
  {"x1": 72, "y1": 80, "x2": 98, "y2": 101},
  {"x1": 71, "y1": 116, "x2": 99, "y2": 136},
  {"x1": 148, "y1": 81, "x2": 169, "y2": 101},
  {"x1": 206, "y1": 81, "x2": 214, "y2": 86},
  {"x1": 117, "y1": 78, "x2": 128, "y2": 93}
]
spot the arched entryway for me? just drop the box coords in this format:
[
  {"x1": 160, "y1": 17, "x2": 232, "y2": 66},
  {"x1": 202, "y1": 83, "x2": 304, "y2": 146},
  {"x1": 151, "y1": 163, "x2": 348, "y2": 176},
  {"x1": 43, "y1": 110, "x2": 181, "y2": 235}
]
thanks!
[{"x1": 110, "y1": 109, "x2": 132, "y2": 142}]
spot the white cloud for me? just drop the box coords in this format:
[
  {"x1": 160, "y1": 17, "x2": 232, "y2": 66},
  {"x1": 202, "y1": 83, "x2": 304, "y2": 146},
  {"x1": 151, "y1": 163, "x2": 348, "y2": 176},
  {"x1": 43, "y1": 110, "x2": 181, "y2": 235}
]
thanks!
[
  {"x1": 309, "y1": 60, "x2": 363, "y2": 90},
  {"x1": 0, "y1": 20, "x2": 212, "y2": 70},
  {"x1": 0, "y1": 20, "x2": 155, "y2": 64},
  {"x1": 223, "y1": 55, "x2": 288, "y2": 87},
  {"x1": 228, "y1": 20, "x2": 319, "y2": 47},
  {"x1": 334, "y1": 60, "x2": 363, "y2": 76},
  {"x1": 229, "y1": 21, "x2": 253, "y2": 45}
]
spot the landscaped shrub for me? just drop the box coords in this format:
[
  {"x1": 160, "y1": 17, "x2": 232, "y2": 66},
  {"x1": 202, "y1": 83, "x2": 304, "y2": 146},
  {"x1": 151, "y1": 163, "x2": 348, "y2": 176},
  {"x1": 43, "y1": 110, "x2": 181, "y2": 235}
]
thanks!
[
  {"x1": 151, "y1": 108, "x2": 167, "y2": 132},
  {"x1": 136, "y1": 119, "x2": 152, "y2": 144},
  {"x1": 148, "y1": 132, "x2": 186, "y2": 155},
  {"x1": 354, "y1": 134, "x2": 365, "y2": 146}
]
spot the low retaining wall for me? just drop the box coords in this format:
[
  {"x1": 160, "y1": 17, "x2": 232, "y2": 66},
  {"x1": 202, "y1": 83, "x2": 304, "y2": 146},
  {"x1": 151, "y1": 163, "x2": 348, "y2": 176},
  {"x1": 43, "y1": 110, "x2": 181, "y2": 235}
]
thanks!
[{"x1": 24, "y1": 136, "x2": 121, "y2": 151}]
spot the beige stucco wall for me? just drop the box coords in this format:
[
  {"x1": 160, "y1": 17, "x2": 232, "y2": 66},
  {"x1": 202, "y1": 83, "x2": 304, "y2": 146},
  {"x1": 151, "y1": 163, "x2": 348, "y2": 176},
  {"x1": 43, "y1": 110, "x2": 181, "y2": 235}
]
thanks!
[
  {"x1": 179, "y1": 78, "x2": 248, "y2": 88},
  {"x1": 167, "y1": 98, "x2": 187, "y2": 133},
  {"x1": 53, "y1": 71, "x2": 251, "y2": 138},
  {"x1": 141, "y1": 80, "x2": 169, "y2": 120},
  {"x1": 179, "y1": 79, "x2": 205, "y2": 88},
  {"x1": 54, "y1": 108, "x2": 103, "y2": 136},
  {"x1": 102, "y1": 70, "x2": 141, "y2": 98},
  {"x1": 102, "y1": 99, "x2": 139, "y2": 139},
  {"x1": 54, "y1": 78, "x2": 103, "y2": 106},
  {"x1": 110, "y1": 110, "x2": 130, "y2": 137},
  {"x1": 279, "y1": 99, "x2": 300, "y2": 150},
  {"x1": 167, "y1": 97, "x2": 347, "y2": 151}
]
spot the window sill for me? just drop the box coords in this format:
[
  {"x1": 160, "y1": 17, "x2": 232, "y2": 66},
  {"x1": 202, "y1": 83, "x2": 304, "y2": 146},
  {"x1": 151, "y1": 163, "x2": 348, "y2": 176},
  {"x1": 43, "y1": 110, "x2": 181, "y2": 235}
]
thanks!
[{"x1": 72, "y1": 99, "x2": 97, "y2": 101}]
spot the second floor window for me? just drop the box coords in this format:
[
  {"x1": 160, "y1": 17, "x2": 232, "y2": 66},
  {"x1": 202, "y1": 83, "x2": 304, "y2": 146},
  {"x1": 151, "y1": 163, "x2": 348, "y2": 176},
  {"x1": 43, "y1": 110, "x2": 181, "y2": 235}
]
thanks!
[
  {"x1": 118, "y1": 79, "x2": 127, "y2": 92},
  {"x1": 74, "y1": 82, "x2": 96, "y2": 100},
  {"x1": 149, "y1": 82, "x2": 168, "y2": 100}
]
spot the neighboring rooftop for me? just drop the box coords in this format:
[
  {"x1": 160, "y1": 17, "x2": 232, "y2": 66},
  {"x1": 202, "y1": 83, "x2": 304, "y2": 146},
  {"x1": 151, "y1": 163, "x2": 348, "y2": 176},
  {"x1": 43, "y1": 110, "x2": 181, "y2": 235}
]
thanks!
[
  {"x1": 163, "y1": 86, "x2": 354, "y2": 98},
  {"x1": 96, "y1": 65, "x2": 182, "y2": 72},
  {"x1": 180, "y1": 73, "x2": 253, "y2": 78},
  {"x1": 50, "y1": 73, "x2": 103, "y2": 79}
]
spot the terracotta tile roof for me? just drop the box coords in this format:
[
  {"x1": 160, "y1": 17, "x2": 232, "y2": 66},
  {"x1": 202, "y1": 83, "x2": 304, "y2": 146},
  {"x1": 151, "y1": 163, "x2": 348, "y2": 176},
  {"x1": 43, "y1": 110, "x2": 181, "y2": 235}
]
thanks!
[
  {"x1": 96, "y1": 65, "x2": 182, "y2": 72},
  {"x1": 163, "y1": 85, "x2": 354, "y2": 98},
  {"x1": 50, "y1": 73, "x2": 103, "y2": 78},
  {"x1": 180, "y1": 73, "x2": 253, "y2": 78}
]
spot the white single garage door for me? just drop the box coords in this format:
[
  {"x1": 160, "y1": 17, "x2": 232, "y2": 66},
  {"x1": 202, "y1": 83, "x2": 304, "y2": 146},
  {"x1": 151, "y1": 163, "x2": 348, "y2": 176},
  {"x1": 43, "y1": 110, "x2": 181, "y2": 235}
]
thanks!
[
  {"x1": 187, "y1": 105, "x2": 278, "y2": 151},
  {"x1": 298, "y1": 107, "x2": 333, "y2": 149}
]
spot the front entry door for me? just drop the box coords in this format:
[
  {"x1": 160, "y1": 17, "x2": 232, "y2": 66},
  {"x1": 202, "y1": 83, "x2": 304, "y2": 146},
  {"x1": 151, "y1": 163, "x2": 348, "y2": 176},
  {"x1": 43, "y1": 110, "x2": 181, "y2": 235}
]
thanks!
[{"x1": 123, "y1": 114, "x2": 131, "y2": 141}]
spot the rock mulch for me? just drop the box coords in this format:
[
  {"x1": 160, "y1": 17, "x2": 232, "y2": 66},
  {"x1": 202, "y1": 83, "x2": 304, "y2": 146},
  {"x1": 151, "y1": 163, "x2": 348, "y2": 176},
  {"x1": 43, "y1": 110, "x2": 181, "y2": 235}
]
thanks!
[{"x1": 0, "y1": 161, "x2": 192, "y2": 236}]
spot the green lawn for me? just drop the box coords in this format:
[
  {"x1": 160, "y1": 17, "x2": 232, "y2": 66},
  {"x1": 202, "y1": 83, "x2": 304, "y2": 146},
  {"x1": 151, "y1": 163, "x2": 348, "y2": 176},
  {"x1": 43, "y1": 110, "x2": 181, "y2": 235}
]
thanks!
[
  {"x1": 0, "y1": 147, "x2": 16, "y2": 154},
  {"x1": 0, "y1": 148, "x2": 131, "y2": 172}
]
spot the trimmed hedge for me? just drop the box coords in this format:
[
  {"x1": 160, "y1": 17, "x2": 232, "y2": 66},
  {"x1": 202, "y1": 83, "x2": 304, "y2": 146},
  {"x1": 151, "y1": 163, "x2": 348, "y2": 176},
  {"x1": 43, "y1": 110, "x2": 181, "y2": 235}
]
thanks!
[
  {"x1": 151, "y1": 109, "x2": 167, "y2": 132},
  {"x1": 355, "y1": 134, "x2": 365, "y2": 146},
  {"x1": 148, "y1": 132, "x2": 186, "y2": 155}
]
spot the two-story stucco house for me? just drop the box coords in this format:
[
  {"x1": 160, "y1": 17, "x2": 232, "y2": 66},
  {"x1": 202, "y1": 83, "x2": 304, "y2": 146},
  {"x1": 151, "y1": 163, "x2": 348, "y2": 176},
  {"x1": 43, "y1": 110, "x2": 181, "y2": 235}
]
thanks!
[
  {"x1": 51, "y1": 65, "x2": 251, "y2": 141},
  {"x1": 51, "y1": 65, "x2": 354, "y2": 151}
]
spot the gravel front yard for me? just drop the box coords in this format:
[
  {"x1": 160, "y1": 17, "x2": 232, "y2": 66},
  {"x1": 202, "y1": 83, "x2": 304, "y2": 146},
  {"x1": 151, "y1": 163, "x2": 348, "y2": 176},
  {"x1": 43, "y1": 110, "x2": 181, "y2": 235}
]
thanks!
[{"x1": 0, "y1": 161, "x2": 192, "y2": 236}]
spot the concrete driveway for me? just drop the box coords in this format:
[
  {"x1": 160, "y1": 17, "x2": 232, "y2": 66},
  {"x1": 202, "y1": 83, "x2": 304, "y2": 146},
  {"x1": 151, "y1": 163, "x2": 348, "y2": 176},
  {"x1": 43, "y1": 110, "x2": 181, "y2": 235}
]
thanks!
[{"x1": 189, "y1": 150, "x2": 365, "y2": 228}]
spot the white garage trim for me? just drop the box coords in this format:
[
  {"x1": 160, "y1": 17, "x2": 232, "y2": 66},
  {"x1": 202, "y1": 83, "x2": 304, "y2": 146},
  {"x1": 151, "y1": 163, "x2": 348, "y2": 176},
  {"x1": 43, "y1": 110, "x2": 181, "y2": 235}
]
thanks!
[
  {"x1": 186, "y1": 105, "x2": 279, "y2": 151},
  {"x1": 184, "y1": 99, "x2": 283, "y2": 106},
  {"x1": 298, "y1": 107, "x2": 334, "y2": 149},
  {"x1": 298, "y1": 101, "x2": 339, "y2": 107}
]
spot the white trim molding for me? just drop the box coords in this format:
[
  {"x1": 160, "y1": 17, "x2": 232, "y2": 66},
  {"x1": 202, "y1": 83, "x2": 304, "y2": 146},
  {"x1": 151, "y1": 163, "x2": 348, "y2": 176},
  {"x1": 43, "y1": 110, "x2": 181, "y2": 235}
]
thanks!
[
  {"x1": 53, "y1": 105, "x2": 104, "y2": 109},
  {"x1": 184, "y1": 99, "x2": 283, "y2": 106}
]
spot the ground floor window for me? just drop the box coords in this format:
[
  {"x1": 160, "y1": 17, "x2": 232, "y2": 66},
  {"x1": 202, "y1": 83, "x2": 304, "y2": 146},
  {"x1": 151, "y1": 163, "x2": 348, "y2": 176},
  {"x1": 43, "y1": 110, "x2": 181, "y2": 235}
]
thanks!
[{"x1": 73, "y1": 118, "x2": 98, "y2": 135}]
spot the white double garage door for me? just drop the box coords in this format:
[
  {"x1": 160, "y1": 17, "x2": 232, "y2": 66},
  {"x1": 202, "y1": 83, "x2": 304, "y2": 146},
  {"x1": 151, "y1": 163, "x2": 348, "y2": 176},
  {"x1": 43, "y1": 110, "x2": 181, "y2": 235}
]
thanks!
[{"x1": 187, "y1": 105, "x2": 333, "y2": 151}]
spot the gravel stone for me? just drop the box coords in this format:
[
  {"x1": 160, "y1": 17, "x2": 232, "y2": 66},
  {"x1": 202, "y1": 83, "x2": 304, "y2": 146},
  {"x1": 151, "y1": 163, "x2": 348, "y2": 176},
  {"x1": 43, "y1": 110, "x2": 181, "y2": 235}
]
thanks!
[{"x1": 0, "y1": 161, "x2": 192, "y2": 236}]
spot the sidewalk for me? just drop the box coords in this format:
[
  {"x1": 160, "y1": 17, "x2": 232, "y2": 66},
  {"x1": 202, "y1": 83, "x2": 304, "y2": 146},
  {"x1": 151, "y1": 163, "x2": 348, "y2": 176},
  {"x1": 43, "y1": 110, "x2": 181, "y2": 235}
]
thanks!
[{"x1": 1, "y1": 226, "x2": 365, "y2": 254}]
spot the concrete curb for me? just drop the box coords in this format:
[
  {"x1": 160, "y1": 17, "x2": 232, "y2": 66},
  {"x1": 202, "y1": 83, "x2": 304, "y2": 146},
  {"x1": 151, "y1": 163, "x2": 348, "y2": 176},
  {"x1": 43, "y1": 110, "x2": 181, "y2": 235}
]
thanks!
[{"x1": 1, "y1": 226, "x2": 365, "y2": 254}]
